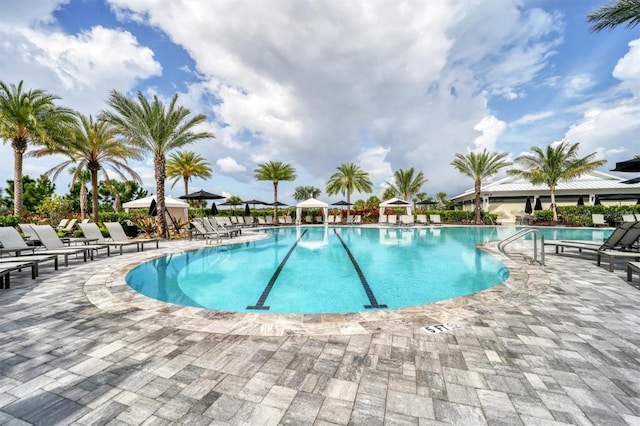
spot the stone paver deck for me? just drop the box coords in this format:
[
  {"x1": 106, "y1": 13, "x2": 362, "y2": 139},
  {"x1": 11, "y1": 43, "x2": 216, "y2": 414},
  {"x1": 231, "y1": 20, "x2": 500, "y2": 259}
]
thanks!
[{"x1": 0, "y1": 227, "x2": 638, "y2": 425}]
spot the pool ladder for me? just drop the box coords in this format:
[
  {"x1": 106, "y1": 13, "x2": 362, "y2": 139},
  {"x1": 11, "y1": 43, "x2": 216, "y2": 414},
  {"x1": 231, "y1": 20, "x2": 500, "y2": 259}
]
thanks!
[{"x1": 498, "y1": 228, "x2": 545, "y2": 266}]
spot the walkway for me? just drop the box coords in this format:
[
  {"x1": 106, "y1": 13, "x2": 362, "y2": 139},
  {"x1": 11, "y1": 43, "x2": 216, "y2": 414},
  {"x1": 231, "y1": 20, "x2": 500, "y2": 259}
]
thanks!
[{"x1": 0, "y1": 230, "x2": 638, "y2": 425}]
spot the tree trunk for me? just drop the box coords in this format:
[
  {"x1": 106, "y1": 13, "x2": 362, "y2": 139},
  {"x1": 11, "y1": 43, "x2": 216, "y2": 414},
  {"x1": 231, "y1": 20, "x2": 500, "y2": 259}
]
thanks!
[
  {"x1": 183, "y1": 176, "x2": 189, "y2": 197},
  {"x1": 80, "y1": 184, "x2": 87, "y2": 220},
  {"x1": 273, "y1": 182, "x2": 279, "y2": 224},
  {"x1": 155, "y1": 154, "x2": 168, "y2": 238},
  {"x1": 114, "y1": 193, "x2": 121, "y2": 213},
  {"x1": 474, "y1": 179, "x2": 482, "y2": 225},
  {"x1": 91, "y1": 171, "x2": 100, "y2": 223},
  {"x1": 12, "y1": 138, "x2": 26, "y2": 217},
  {"x1": 550, "y1": 188, "x2": 558, "y2": 222},
  {"x1": 347, "y1": 190, "x2": 351, "y2": 216}
]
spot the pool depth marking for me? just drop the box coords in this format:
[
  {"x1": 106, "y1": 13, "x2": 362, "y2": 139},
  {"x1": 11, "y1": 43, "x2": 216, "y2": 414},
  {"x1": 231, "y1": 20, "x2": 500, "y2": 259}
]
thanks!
[
  {"x1": 333, "y1": 229, "x2": 387, "y2": 309},
  {"x1": 246, "y1": 228, "x2": 309, "y2": 310}
]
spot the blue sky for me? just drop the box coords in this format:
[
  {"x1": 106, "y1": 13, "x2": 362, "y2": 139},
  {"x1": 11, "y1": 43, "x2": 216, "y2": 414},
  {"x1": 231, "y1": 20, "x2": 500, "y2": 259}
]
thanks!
[{"x1": 1, "y1": 0, "x2": 639, "y2": 205}]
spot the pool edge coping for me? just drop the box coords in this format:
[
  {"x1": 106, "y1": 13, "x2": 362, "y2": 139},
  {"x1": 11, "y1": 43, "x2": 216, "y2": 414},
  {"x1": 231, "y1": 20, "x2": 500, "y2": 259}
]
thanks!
[{"x1": 82, "y1": 229, "x2": 551, "y2": 336}]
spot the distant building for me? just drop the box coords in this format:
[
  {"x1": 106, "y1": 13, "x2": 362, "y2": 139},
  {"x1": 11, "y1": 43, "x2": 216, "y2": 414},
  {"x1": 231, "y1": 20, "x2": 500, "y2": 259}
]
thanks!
[{"x1": 450, "y1": 171, "x2": 640, "y2": 224}]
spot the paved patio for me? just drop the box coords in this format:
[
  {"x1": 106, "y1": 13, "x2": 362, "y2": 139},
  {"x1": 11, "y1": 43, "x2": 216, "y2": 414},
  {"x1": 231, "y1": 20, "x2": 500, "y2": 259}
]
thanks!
[{"x1": 0, "y1": 228, "x2": 639, "y2": 425}]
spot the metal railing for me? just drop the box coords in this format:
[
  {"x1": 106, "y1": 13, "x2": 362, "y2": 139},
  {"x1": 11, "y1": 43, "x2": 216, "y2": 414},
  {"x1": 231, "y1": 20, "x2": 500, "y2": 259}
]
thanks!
[{"x1": 498, "y1": 227, "x2": 545, "y2": 265}]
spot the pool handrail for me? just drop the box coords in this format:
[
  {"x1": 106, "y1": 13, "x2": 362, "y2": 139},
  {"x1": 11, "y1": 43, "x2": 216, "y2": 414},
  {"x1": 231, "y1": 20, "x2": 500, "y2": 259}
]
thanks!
[{"x1": 498, "y1": 227, "x2": 545, "y2": 265}]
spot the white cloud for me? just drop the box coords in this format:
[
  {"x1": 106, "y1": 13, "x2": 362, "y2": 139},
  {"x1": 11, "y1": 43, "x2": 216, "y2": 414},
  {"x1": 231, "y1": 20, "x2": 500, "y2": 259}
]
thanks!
[
  {"x1": 512, "y1": 111, "x2": 554, "y2": 125},
  {"x1": 216, "y1": 157, "x2": 247, "y2": 173},
  {"x1": 564, "y1": 74, "x2": 594, "y2": 97},
  {"x1": 472, "y1": 116, "x2": 507, "y2": 152},
  {"x1": 613, "y1": 38, "x2": 640, "y2": 96},
  {"x1": 357, "y1": 146, "x2": 393, "y2": 180}
]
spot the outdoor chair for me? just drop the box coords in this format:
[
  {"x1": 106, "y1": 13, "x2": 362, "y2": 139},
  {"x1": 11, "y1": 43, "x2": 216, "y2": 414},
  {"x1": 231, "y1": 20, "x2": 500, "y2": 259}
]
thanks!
[
  {"x1": 55, "y1": 219, "x2": 69, "y2": 231},
  {"x1": 30, "y1": 224, "x2": 104, "y2": 262},
  {"x1": 0, "y1": 226, "x2": 64, "y2": 270},
  {"x1": 190, "y1": 220, "x2": 218, "y2": 244},
  {"x1": 79, "y1": 223, "x2": 139, "y2": 255},
  {"x1": 315, "y1": 216, "x2": 323, "y2": 224},
  {"x1": 257, "y1": 217, "x2": 266, "y2": 226},
  {"x1": 429, "y1": 214, "x2": 442, "y2": 226},
  {"x1": 416, "y1": 214, "x2": 427, "y2": 225},
  {"x1": 400, "y1": 215, "x2": 415, "y2": 226},
  {"x1": 103, "y1": 222, "x2": 159, "y2": 250},
  {"x1": 305, "y1": 215, "x2": 313, "y2": 224},
  {"x1": 0, "y1": 259, "x2": 38, "y2": 288},
  {"x1": 387, "y1": 215, "x2": 398, "y2": 226},
  {"x1": 353, "y1": 215, "x2": 362, "y2": 225},
  {"x1": 622, "y1": 214, "x2": 636, "y2": 223},
  {"x1": 378, "y1": 214, "x2": 387, "y2": 225},
  {"x1": 59, "y1": 218, "x2": 78, "y2": 235},
  {"x1": 592, "y1": 214, "x2": 607, "y2": 227}
]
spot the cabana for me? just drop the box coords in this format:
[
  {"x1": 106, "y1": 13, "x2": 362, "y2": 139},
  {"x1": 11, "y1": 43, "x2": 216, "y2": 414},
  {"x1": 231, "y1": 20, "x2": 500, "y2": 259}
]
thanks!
[
  {"x1": 379, "y1": 197, "x2": 412, "y2": 216},
  {"x1": 295, "y1": 198, "x2": 329, "y2": 225},
  {"x1": 123, "y1": 195, "x2": 189, "y2": 222}
]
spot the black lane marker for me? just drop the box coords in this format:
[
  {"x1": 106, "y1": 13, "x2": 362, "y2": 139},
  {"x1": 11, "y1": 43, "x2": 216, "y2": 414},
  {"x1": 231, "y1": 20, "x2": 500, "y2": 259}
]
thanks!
[
  {"x1": 333, "y1": 229, "x2": 387, "y2": 309},
  {"x1": 247, "y1": 229, "x2": 308, "y2": 310}
]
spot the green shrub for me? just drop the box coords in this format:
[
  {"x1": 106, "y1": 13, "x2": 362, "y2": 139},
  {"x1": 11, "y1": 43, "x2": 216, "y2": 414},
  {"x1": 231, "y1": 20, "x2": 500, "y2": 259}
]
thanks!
[{"x1": 0, "y1": 215, "x2": 21, "y2": 227}]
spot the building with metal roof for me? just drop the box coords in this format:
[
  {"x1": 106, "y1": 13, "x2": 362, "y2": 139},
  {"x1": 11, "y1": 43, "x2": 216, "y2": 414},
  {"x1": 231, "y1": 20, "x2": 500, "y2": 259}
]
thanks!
[{"x1": 450, "y1": 171, "x2": 640, "y2": 223}]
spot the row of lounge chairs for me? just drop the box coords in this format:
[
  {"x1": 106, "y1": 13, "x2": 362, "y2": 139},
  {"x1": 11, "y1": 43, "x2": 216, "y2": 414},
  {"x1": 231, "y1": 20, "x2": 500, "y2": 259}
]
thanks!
[
  {"x1": 0, "y1": 222, "x2": 160, "y2": 287},
  {"x1": 544, "y1": 221, "x2": 640, "y2": 272},
  {"x1": 379, "y1": 214, "x2": 442, "y2": 226},
  {"x1": 190, "y1": 217, "x2": 242, "y2": 244}
]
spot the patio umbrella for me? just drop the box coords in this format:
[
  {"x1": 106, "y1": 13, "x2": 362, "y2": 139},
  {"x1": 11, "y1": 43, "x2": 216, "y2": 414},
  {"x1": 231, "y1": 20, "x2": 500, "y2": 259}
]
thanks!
[
  {"x1": 331, "y1": 200, "x2": 352, "y2": 206},
  {"x1": 178, "y1": 189, "x2": 225, "y2": 201},
  {"x1": 179, "y1": 190, "x2": 225, "y2": 217},
  {"x1": 243, "y1": 199, "x2": 267, "y2": 208},
  {"x1": 148, "y1": 198, "x2": 157, "y2": 216},
  {"x1": 416, "y1": 199, "x2": 437, "y2": 205},
  {"x1": 210, "y1": 203, "x2": 218, "y2": 216},
  {"x1": 534, "y1": 198, "x2": 543, "y2": 211},
  {"x1": 524, "y1": 197, "x2": 533, "y2": 214},
  {"x1": 219, "y1": 200, "x2": 242, "y2": 215},
  {"x1": 388, "y1": 199, "x2": 411, "y2": 206},
  {"x1": 611, "y1": 158, "x2": 640, "y2": 172},
  {"x1": 269, "y1": 201, "x2": 287, "y2": 206},
  {"x1": 577, "y1": 195, "x2": 584, "y2": 206},
  {"x1": 594, "y1": 195, "x2": 602, "y2": 206},
  {"x1": 244, "y1": 203, "x2": 251, "y2": 216}
]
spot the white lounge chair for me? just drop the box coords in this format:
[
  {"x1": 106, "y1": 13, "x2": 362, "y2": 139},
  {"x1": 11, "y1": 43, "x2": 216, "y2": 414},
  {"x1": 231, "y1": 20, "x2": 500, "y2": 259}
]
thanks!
[
  {"x1": 429, "y1": 214, "x2": 442, "y2": 226},
  {"x1": 378, "y1": 214, "x2": 387, "y2": 225},
  {"x1": 387, "y1": 215, "x2": 398, "y2": 226},
  {"x1": 79, "y1": 223, "x2": 140, "y2": 255},
  {"x1": 104, "y1": 222, "x2": 159, "y2": 250},
  {"x1": 592, "y1": 214, "x2": 607, "y2": 227},
  {"x1": 400, "y1": 215, "x2": 414, "y2": 226},
  {"x1": 622, "y1": 214, "x2": 636, "y2": 223},
  {"x1": 416, "y1": 214, "x2": 427, "y2": 225},
  {"x1": 31, "y1": 224, "x2": 107, "y2": 261}
]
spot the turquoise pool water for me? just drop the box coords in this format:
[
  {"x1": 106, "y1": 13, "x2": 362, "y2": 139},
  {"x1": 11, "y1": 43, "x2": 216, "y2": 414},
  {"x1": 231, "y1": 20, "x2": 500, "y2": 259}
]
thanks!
[{"x1": 125, "y1": 226, "x2": 610, "y2": 314}]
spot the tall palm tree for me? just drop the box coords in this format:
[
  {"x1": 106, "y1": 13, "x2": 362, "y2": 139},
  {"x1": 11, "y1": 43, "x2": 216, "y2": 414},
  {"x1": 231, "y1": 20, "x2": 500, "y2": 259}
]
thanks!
[
  {"x1": 451, "y1": 150, "x2": 512, "y2": 224},
  {"x1": 508, "y1": 141, "x2": 606, "y2": 222},
  {"x1": 292, "y1": 185, "x2": 321, "y2": 201},
  {"x1": 71, "y1": 168, "x2": 91, "y2": 220},
  {"x1": 102, "y1": 90, "x2": 214, "y2": 237},
  {"x1": 588, "y1": 0, "x2": 640, "y2": 31},
  {"x1": 166, "y1": 150, "x2": 212, "y2": 196},
  {"x1": 385, "y1": 167, "x2": 427, "y2": 201},
  {"x1": 0, "y1": 80, "x2": 75, "y2": 216},
  {"x1": 29, "y1": 113, "x2": 143, "y2": 223},
  {"x1": 254, "y1": 161, "x2": 296, "y2": 223},
  {"x1": 325, "y1": 163, "x2": 373, "y2": 215}
]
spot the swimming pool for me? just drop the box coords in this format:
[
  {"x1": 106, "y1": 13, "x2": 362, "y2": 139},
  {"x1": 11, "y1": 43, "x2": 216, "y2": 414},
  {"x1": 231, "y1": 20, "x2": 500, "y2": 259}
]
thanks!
[{"x1": 125, "y1": 225, "x2": 611, "y2": 314}]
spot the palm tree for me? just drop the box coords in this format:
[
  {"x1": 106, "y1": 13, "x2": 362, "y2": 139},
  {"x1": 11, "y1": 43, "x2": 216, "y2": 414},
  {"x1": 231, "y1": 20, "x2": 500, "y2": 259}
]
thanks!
[
  {"x1": 292, "y1": 185, "x2": 321, "y2": 201},
  {"x1": 72, "y1": 168, "x2": 91, "y2": 220},
  {"x1": 385, "y1": 167, "x2": 427, "y2": 201},
  {"x1": 451, "y1": 150, "x2": 512, "y2": 224},
  {"x1": 508, "y1": 141, "x2": 606, "y2": 222},
  {"x1": 254, "y1": 161, "x2": 296, "y2": 223},
  {"x1": 412, "y1": 191, "x2": 428, "y2": 210},
  {"x1": 166, "y1": 150, "x2": 212, "y2": 196},
  {"x1": 0, "y1": 80, "x2": 76, "y2": 216},
  {"x1": 325, "y1": 163, "x2": 373, "y2": 215},
  {"x1": 102, "y1": 90, "x2": 214, "y2": 237},
  {"x1": 382, "y1": 187, "x2": 396, "y2": 201},
  {"x1": 29, "y1": 113, "x2": 143, "y2": 223},
  {"x1": 588, "y1": 0, "x2": 640, "y2": 31}
]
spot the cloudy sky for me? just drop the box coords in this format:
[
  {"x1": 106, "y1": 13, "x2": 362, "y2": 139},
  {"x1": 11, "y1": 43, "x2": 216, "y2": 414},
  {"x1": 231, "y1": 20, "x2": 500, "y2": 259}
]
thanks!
[{"x1": 1, "y1": 0, "x2": 639, "y2": 204}]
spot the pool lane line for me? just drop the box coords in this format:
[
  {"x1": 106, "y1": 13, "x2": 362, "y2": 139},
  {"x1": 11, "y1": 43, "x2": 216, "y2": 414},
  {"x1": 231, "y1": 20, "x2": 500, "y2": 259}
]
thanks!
[
  {"x1": 246, "y1": 228, "x2": 308, "y2": 310},
  {"x1": 333, "y1": 229, "x2": 387, "y2": 309}
]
